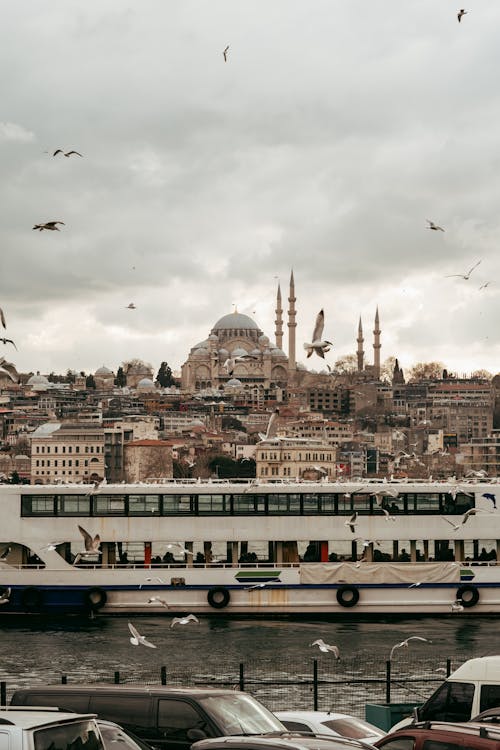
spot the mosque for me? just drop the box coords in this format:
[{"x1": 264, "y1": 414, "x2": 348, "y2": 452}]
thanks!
[{"x1": 180, "y1": 272, "x2": 382, "y2": 392}]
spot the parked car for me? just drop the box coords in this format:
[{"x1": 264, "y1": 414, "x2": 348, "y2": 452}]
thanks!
[
  {"x1": 375, "y1": 720, "x2": 500, "y2": 750},
  {"x1": 470, "y1": 708, "x2": 500, "y2": 725},
  {"x1": 0, "y1": 706, "x2": 105, "y2": 750},
  {"x1": 10, "y1": 685, "x2": 287, "y2": 750},
  {"x1": 192, "y1": 733, "x2": 378, "y2": 750},
  {"x1": 274, "y1": 712, "x2": 383, "y2": 744},
  {"x1": 97, "y1": 719, "x2": 154, "y2": 750}
]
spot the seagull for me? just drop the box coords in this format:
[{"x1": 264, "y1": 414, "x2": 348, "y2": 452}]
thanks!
[
  {"x1": 445, "y1": 260, "x2": 481, "y2": 280},
  {"x1": 304, "y1": 309, "x2": 332, "y2": 359},
  {"x1": 345, "y1": 512, "x2": 358, "y2": 534},
  {"x1": 457, "y1": 9, "x2": 468, "y2": 22},
  {"x1": 0, "y1": 546, "x2": 11, "y2": 560},
  {"x1": 32, "y1": 221, "x2": 65, "y2": 231},
  {"x1": 223, "y1": 45, "x2": 230, "y2": 62},
  {"x1": 41, "y1": 541, "x2": 64, "y2": 552},
  {"x1": 381, "y1": 508, "x2": 397, "y2": 522},
  {"x1": 223, "y1": 357, "x2": 235, "y2": 376},
  {"x1": 139, "y1": 576, "x2": 165, "y2": 589},
  {"x1": 310, "y1": 640, "x2": 340, "y2": 659},
  {"x1": 165, "y1": 543, "x2": 193, "y2": 556},
  {"x1": 245, "y1": 582, "x2": 267, "y2": 590},
  {"x1": 126, "y1": 303, "x2": 136, "y2": 310},
  {"x1": 170, "y1": 614, "x2": 199, "y2": 628},
  {"x1": 0, "y1": 588, "x2": 11, "y2": 605},
  {"x1": 0, "y1": 338, "x2": 17, "y2": 350},
  {"x1": 451, "y1": 600, "x2": 464, "y2": 613},
  {"x1": 258, "y1": 408, "x2": 280, "y2": 441},
  {"x1": 0, "y1": 308, "x2": 5, "y2": 329},
  {"x1": 482, "y1": 493, "x2": 497, "y2": 509},
  {"x1": 128, "y1": 622, "x2": 157, "y2": 648},
  {"x1": 441, "y1": 508, "x2": 492, "y2": 532},
  {"x1": 426, "y1": 219, "x2": 444, "y2": 232},
  {"x1": 479, "y1": 282, "x2": 492, "y2": 290},
  {"x1": 0, "y1": 358, "x2": 18, "y2": 383},
  {"x1": 390, "y1": 636, "x2": 430, "y2": 660},
  {"x1": 408, "y1": 582, "x2": 422, "y2": 588},
  {"x1": 147, "y1": 596, "x2": 169, "y2": 608},
  {"x1": 77, "y1": 525, "x2": 101, "y2": 556},
  {"x1": 53, "y1": 149, "x2": 83, "y2": 157}
]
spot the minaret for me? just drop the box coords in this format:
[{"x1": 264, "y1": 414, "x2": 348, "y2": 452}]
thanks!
[
  {"x1": 357, "y1": 317, "x2": 364, "y2": 372},
  {"x1": 275, "y1": 283, "x2": 283, "y2": 349},
  {"x1": 287, "y1": 270, "x2": 296, "y2": 370},
  {"x1": 373, "y1": 307, "x2": 381, "y2": 379}
]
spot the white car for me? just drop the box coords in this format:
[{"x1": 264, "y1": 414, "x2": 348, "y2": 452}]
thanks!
[{"x1": 274, "y1": 711, "x2": 384, "y2": 745}]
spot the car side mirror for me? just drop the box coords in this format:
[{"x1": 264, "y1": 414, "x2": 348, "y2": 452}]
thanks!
[{"x1": 187, "y1": 729, "x2": 207, "y2": 741}]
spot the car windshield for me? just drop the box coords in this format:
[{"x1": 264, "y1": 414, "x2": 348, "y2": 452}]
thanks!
[
  {"x1": 198, "y1": 694, "x2": 285, "y2": 735},
  {"x1": 98, "y1": 723, "x2": 150, "y2": 750},
  {"x1": 34, "y1": 720, "x2": 105, "y2": 750},
  {"x1": 321, "y1": 719, "x2": 381, "y2": 739}
]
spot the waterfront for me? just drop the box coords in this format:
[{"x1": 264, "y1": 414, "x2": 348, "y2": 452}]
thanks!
[{"x1": 2, "y1": 614, "x2": 498, "y2": 717}]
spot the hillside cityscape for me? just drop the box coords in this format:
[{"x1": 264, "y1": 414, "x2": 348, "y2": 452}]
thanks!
[{"x1": 1, "y1": 273, "x2": 498, "y2": 486}]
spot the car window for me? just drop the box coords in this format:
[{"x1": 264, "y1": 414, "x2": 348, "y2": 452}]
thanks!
[
  {"x1": 322, "y1": 718, "x2": 379, "y2": 739},
  {"x1": 34, "y1": 720, "x2": 104, "y2": 750},
  {"x1": 157, "y1": 700, "x2": 208, "y2": 742},
  {"x1": 480, "y1": 685, "x2": 500, "y2": 713},
  {"x1": 90, "y1": 696, "x2": 150, "y2": 727},
  {"x1": 280, "y1": 721, "x2": 313, "y2": 733},
  {"x1": 423, "y1": 741, "x2": 462, "y2": 750},
  {"x1": 24, "y1": 693, "x2": 90, "y2": 713},
  {"x1": 198, "y1": 694, "x2": 284, "y2": 736},
  {"x1": 420, "y1": 682, "x2": 475, "y2": 722},
  {"x1": 98, "y1": 724, "x2": 147, "y2": 750},
  {"x1": 377, "y1": 738, "x2": 415, "y2": 750}
]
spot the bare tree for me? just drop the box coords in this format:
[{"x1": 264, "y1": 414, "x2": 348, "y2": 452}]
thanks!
[{"x1": 408, "y1": 361, "x2": 445, "y2": 381}]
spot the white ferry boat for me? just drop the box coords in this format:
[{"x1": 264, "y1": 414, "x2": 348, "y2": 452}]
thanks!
[{"x1": 0, "y1": 478, "x2": 499, "y2": 616}]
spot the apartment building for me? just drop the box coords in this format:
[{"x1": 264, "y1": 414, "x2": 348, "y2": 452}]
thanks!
[
  {"x1": 30, "y1": 423, "x2": 105, "y2": 484},
  {"x1": 255, "y1": 438, "x2": 336, "y2": 480}
]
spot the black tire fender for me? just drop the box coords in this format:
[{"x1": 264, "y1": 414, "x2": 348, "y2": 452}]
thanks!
[
  {"x1": 83, "y1": 587, "x2": 107, "y2": 611},
  {"x1": 207, "y1": 586, "x2": 231, "y2": 609},
  {"x1": 21, "y1": 586, "x2": 43, "y2": 611},
  {"x1": 456, "y1": 584, "x2": 479, "y2": 608},
  {"x1": 336, "y1": 584, "x2": 360, "y2": 608}
]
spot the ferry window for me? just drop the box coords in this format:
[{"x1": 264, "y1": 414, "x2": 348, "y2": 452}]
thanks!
[
  {"x1": 318, "y1": 494, "x2": 337, "y2": 514},
  {"x1": 303, "y1": 493, "x2": 320, "y2": 514},
  {"x1": 21, "y1": 495, "x2": 56, "y2": 516},
  {"x1": 129, "y1": 494, "x2": 160, "y2": 515},
  {"x1": 268, "y1": 494, "x2": 301, "y2": 514},
  {"x1": 233, "y1": 494, "x2": 266, "y2": 514},
  {"x1": 198, "y1": 494, "x2": 228, "y2": 514},
  {"x1": 162, "y1": 494, "x2": 194, "y2": 514},
  {"x1": 94, "y1": 495, "x2": 126, "y2": 515},
  {"x1": 337, "y1": 494, "x2": 353, "y2": 514},
  {"x1": 407, "y1": 493, "x2": 441, "y2": 513},
  {"x1": 352, "y1": 493, "x2": 371, "y2": 513},
  {"x1": 57, "y1": 495, "x2": 91, "y2": 515}
]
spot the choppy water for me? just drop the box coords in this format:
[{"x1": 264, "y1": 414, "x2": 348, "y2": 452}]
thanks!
[{"x1": 0, "y1": 614, "x2": 497, "y2": 717}]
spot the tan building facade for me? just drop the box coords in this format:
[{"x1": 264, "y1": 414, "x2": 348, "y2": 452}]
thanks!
[
  {"x1": 255, "y1": 438, "x2": 336, "y2": 480},
  {"x1": 123, "y1": 439, "x2": 173, "y2": 482},
  {"x1": 30, "y1": 423, "x2": 105, "y2": 484}
]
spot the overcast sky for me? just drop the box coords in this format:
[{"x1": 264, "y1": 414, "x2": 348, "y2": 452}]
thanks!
[{"x1": 2, "y1": 0, "x2": 500, "y2": 378}]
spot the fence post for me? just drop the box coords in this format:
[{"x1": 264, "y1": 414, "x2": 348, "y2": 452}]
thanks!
[
  {"x1": 386, "y1": 660, "x2": 391, "y2": 704},
  {"x1": 114, "y1": 671, "x2": 120, "y2": 684},
  {"x1": 0, "y1": 683, "x2": 5, "y2": 707},
  {"x1": 446, "y1": 658, "x2": 451, "y2": 677},
  {"x1": 61, "y1": 675, "x2": 67, "y2": 684},
  {"x1": 313, "y1": 659, "x2": 318, "y2": 711},
  {"x1": 161, "y1": 666, "x2": 167, "y2": 686},
  {"x1": 239, "y1": 663, "x2": 245, "y2": 692}
]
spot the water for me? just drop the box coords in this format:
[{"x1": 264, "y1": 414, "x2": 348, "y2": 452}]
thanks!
[{"x1": 0, "y1": 614, "x2": 497, "y2": 717}]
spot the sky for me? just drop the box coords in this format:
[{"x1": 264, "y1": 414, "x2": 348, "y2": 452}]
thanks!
[{"x1": 2, "y1": 0, "x2": 500, "y2": 379}]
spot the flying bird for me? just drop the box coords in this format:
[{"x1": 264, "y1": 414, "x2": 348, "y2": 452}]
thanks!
[
  {"x1": 170, "y1": 614, "x2": 199, "y2": 628},
  {"x1": 147, "y1": 596, "x2": 169, "y2": 608},
  {"x1": 77, "y1": 525, "x2": 101, "y2": 555},
  {"x1": 390, "y1": 636, "x2": 430, "y2": 660},
  {"x1": 32, "y1": 221, "x2": 65, "y2": 231},
  {"x1": 304, "y1": 309, "x2": 332, "y2": 359},
  {"x1": 345, "y1": 512, "x2": 358, "y2": 534},
  {"x1": 128, "y1": 622, "x2": 157, "y2": 648},
  {"x1": 0, "y1": 308, "x2": 5, "y2": 329},
  {"x1": 0, "y1": 358, "x2": 19, "y2": 383},
  {"x1": 381, "y1": 508, "x2": 397, "y2": 522},
  {"x1": 53, "y1": 149, "x2": 83, "y2": 157},
  {"x1": 0, "y1": 338, "x2": 17, "y2": 350},
  {"x1": 0, "y1": 588, "x2": 11, "y2": 605},
  {"x1": 165, "y1": 542, "x2": 193, "y2": 556},
  {"x1": 245, "y1": 582, "x2": 267, "y2": 591},
  {"x1": 310, "y1": 640, "x2": 340, "y2": 659},
  {"x1": 482, "y1": 493, "x2": 497, "y2": 509},
  {"x1": 479, "y1": 282, "x2": 492, "y2": 290},
  {"x1": 41, "y1": 541, "x2": 64, "y2": 552},
  {"x1": 139, "y1": 576, "x2": 165, "y2": 589},
  {"x1": 223, "y1": 45, "x2": 229, "y2": 61},
  {"x1": 445, "y1": 260, "x2": 481, "y2": 280},
  {"x1": 426, "y1": 220, "x2": 444, "y2": 232},
  {"x1": 0, "y1": 546, "x2": 11, "y2": 560},
  {"x1": 259, "y1": 408, "x2": 280, "y2": 441},
  {"x1": 126, "y1": 303, "x2": 136, "y2": 310},
  {"x1": 457, "y1": 9, "x2": 468, "y2": 22}
]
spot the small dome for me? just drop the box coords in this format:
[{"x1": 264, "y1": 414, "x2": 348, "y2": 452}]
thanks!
[
  {"x1": 258, "y1": 335, "x2": 269, "y2": 345},
  {"x1": 137, "y1": 378, "x2": 155, "y2": 389},
  {"x1": 95, "y1": 365, "x2": 113, "y2": 377},
  {"x1": 271, "y1": 348, "x2": 287, "y2": 358},
  {"x1": 212, "y1": 312, "x2": 259, "y2": 331},
  {"x1": 218, "y1": 348, "x2": 229, "y2": 358},
  {"x1": 226, "y1": 378, "x2": 242, "y2": 387},
  {"x1": 232, "y1": 347, "x2": 248, "y2": 357},
  {"x1": 251, "y1": 348, "x2": 261, "y2": 356},
  {"x1": 193, "y1": 348, "x2": 209, "y2": 358},
  {"x1": 27, "y1": 373, "x2": 49, "y2": 386},
  {"x1": 208, "y1": 334, "x2": 218, "y2": 341}
]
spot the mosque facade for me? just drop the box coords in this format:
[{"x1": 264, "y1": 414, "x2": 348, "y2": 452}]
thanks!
[{"x1": 180, "y1": 272, "x2": 382, "y2": 392}]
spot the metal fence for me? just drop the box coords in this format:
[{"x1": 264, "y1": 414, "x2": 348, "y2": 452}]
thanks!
[{"x1": 0, "y1": 653, "x2": 465, "y2": 718}]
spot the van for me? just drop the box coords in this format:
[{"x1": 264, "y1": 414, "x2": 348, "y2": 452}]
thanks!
[
  {"x1": 10, "y1": 685, "x2": 286, "y2": 750},
  {"x1": 391, "y1": 656, "x2": 500, "y2": 730}
]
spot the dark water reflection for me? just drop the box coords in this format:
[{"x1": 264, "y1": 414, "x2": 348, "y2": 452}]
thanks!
[{"x1": 2, "y1": 615, "x2": 498, "y2": 716}]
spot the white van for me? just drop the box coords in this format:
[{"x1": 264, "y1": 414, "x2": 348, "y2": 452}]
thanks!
[{"x1": 392, "y1": 656, "x2": 500, "y2": 730}]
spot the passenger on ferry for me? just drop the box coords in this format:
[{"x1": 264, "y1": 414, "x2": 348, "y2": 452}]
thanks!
[
  {"x1": 399, "y1": 548, "x2": 410, "y2": 562},
  {"x1": 162, "y1": 551, "x2": 175, "y2": 564}
]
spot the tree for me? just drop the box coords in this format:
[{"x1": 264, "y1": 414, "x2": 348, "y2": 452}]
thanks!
[
  {"x1": 85, "y1": 374, "x2": 96, "y2": 389},
  {"x1": 332, "y1": 354, "x2": 358, "y2": 375},
  {"x1": 115, "y1": 366, "x2": 126, "y2": 387},
  {"x1": 380, "y1": 356, "x2": 397, "y2": 384},
  {"x1": 471, "y1": 369, "x2": 493, "y2": 381},
  {"x1": 156, "y1": 361, "x2": 174, "y2": 388},
  {"x1": 408, "y1": 362, "x2": 445, "y2": 381}
]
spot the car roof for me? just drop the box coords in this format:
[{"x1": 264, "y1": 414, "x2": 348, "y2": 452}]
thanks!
[
  {"x1": 193, "y1": 733, "x2": 376, "y2": 750},
  {"x1": 275, "y1": 713, "x2": 352, "y2": 722},
  {"x1": 376, "y1": 721, "x2": 500, "y2": 745},
  {"x1": 471, "y1": 709, "x2": 500, "y2": 724},
  {"x1": 13, "y1": 685, "x2": 239, "y2": 697},
  {"x1": 0, "y1": 708, "x2": 96, "y2": 729}
]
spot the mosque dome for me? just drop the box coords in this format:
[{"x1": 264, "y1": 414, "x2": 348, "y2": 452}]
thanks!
[
  {"x1": 218, "y1": 348, "x2": 229, "y2": 359},
  {"x1": 212, "y1": 312, "x2": 259, "y2": 331},
  {"x1": 226, "y1": 378, "x2": 243, "y2": 388},
  {"x1": 193, "y1": 348, "x2": 209, "y2": 358},
  {"x1": 208, "y1": 334, "x2": 218, "y2": 341},
  {"x1": 251, "y1": 348, "x2": 261, "y2": 356},
  {"x1": 137, "y1": 378, "x2": 155, "y2": 389},
  {"x1": 27, "y1": 373, "x2": 49, "y2": 389},
  {"x1": 258, "y1": 335, "x2": 270, "y2": 345},
  {"x1": 193, "y1": 339, "x2": 209, "y2": 350},
  {"x1": 95, "y1": 365, "x2": 113, "y2": 377},
  {"x1": 271, "y1": 347, "x2": 287, "y2": 359},
  {"x1": 232, "y1": 347, "x2": 248, "y2": 357}
]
